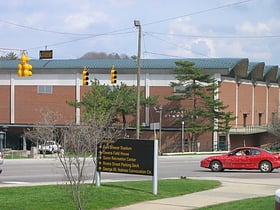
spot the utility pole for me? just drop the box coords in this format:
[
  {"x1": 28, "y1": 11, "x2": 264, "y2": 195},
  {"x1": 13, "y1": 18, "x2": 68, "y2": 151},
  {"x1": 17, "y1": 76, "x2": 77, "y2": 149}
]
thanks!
[{"x1": 134, "y1": 20, "x2": 141, "y2": 139}]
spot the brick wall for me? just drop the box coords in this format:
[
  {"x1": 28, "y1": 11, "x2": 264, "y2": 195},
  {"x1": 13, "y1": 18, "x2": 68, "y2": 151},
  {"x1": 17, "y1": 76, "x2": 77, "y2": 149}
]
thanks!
[
  {"x1": 14, "y1": 86, "x2": 76, "y2": 124},
  {"x1": 220, "y1": 81, "x2": 279, "y2": 127},
  {"x1": 0, "y1": 85, "x2": 10, "y2": 123}
]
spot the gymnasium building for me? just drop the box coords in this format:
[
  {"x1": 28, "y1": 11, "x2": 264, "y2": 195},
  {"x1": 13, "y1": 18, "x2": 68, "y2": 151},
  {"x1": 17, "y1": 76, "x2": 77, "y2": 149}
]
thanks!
[{"x1": 0, "y1": 58, "x2": 279, "y2": 152}]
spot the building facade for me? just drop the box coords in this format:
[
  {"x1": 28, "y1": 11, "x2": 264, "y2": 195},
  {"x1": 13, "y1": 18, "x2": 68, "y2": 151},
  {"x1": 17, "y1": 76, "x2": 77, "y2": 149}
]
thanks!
[{"x1": 0, "y1": 58, "x2": 279, "y2": 152}]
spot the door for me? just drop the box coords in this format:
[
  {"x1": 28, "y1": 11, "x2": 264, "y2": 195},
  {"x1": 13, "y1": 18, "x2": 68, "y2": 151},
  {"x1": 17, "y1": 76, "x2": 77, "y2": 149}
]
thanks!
[
  {"x1": 218, "y1": 136, "x2": 226, "y2": 151},
  {"x1": 225, "y1": 149, "x2": 251, "y2": 169}
]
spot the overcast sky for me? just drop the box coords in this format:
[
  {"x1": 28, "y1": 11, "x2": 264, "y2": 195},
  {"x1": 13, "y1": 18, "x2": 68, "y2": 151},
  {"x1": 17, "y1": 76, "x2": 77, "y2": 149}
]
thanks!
[{"x1": 1, "y1": 0, "x2": 280, "y2": 65}]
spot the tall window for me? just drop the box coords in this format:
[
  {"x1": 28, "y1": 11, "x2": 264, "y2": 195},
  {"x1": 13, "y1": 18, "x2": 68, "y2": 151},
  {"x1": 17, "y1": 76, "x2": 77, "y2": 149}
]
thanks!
[
  {"x1": 272, "y1": 112, "x2": 276, "y2": 125},
  {"x1": 258, "y1": 112, "x2": 262, "y2": 126},
  {"x1": 173, "y1": 85, "x2": 191, "y2": 95},
  {"x1": 37, "y1": 85, "x2": 53, "y2": 94},
  {"x1": 243, "y1": 113, "x2": 247, "y2": 127}
]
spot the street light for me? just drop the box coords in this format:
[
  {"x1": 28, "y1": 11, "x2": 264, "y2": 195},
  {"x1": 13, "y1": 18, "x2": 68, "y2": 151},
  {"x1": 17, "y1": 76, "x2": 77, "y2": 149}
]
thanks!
[
  {"x1": 181, "y1": 121, "x2": 185, "y2": 153},
  {"x1": 154, "y1": 104, "x2": 163, "y2": 152},
  {"x1": 134, "y1": 20, "x2": 141, "y2": 139}
]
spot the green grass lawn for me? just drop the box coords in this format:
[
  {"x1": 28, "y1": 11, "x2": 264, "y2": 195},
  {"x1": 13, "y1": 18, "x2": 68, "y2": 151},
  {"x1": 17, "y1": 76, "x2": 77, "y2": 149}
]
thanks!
[
  {"x1": 0, "y1": 179, "x2": 220, "y2": 210},
  {"x1": 197, "y1": 196, "x2": 274, "y2": 210}
]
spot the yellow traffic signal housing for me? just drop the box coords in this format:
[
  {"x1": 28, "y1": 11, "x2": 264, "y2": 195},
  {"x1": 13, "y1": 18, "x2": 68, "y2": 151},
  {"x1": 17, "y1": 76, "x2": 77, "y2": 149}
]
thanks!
[
  {"x1": 110, "y1": 66, "x2": 117, "y2": 84},
  {"x1": 82, "y1": 67, "x2": 89, "y2": 86},
  {"x1": 17, "y1": 63, "x2": 23, "y2": 77},
  {"x1": 18, "y1": 52, "x2": 32, "y2": 77}
]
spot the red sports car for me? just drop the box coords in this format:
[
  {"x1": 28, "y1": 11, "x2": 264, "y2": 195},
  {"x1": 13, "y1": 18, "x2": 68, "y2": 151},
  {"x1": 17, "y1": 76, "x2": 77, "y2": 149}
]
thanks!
[{"x1": 200, "y1": 147, "x2": 280, "y2": 173}]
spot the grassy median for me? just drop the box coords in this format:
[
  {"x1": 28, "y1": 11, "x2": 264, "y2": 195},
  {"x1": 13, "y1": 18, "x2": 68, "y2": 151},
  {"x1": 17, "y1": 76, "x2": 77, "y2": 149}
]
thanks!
[{"x1": 0, "y1": 179, "x2": 220, "y2": 210}]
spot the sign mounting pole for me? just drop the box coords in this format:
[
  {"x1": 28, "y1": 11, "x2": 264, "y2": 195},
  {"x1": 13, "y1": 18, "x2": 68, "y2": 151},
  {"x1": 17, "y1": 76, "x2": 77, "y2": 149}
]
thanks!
[{"x1": 152, "y1": 139, "x2": 158, "y2": 195}]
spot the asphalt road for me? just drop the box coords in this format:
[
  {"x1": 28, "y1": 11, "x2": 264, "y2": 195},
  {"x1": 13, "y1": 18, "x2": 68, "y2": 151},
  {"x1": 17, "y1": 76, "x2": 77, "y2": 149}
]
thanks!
[{"x1": 0, "y1": 155, "x2": 279, "y2": 186}]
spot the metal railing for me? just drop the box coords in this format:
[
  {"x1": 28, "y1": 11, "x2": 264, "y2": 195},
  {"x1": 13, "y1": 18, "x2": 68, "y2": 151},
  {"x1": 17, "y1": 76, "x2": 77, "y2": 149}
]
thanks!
[{"x1": 229, "y1": 125, "x2": 268, "y2": 134}]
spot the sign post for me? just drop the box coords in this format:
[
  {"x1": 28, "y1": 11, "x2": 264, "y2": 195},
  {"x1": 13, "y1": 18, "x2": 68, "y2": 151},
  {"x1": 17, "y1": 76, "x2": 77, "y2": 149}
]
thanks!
[
  {"x1": 153, "y1": 140, "x2": 158, "y2": 195},
  {"x1": 96, "y1": 171, "x2": 101, "y2": 187},
  {"x1": 96, "y1": 139, "x2": 158, "y2": 194}
]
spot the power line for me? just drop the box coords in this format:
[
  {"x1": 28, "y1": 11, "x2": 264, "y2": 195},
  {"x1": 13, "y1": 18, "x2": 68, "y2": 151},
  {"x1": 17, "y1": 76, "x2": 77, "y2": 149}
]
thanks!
[
  {"x1": 143, "y1": 51, "x2": 186, "y2": 58},
  {"x1": 0, "y1": 17, "x2": 135, "y2": 37},
  {"x1": 0, "y1": 0, "x2": 255, "y2": 38},
  {"x1": 143, "y1": 0, "x2": 255, "y2": 26},
  {"x1": 0, "y1": 0, "x2": 258, "y2": 55},
  {"x1": 0, "y1": 18, "x2": 105, "y2": 36},
  {"x1": 144, "y1": 32, "x2": 208, "y2": 57},
  {"x1": 35, "y1": 0, "x2": 257, "y2": 50},
  {"x1": 27, "y1": 30, "x2": 135, "y2": 51},
  {"x1": 0, "y1": 48, "x2": 27, "y2": 56},
  {"x1": 145, "y1": 31, "x2": 280, "y2": 39},
  {"x1": 0, "y1": 47, "x2": 23, "y2": 52}
]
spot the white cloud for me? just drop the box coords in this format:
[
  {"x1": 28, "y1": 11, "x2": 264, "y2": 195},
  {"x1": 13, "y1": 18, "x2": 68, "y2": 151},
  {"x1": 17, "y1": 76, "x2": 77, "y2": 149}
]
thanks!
[
  {"x1": 267, "y1": 18, "x2": 280, "y2": 33},
  {"x1": 60, "y1": 2, "x2": 110, "y2": 32},
  {"x1": 165, "y1": 17, "x2": 216, "y2": 58},
  {"x1": 0, "y1": 0, "x2": 280, "y2": 64},
  {"x1": 168, "y1": 17, "x2": 198, "y2": 35},
  {"x1": 162, "y1": 12, "x2": 280, "y2": 64},
  {"x1": 104, "y1": 0, "x2": 136, "y2": 8},
  {"x1": 192, "y1": 39, "x2": 215, "y2": 57},
  {"x1": 236, "y1": 21, "x2": 270, "y2": 35},
  {"x1": 63, "y1": 12, "x2": 108, "y2": 32}
]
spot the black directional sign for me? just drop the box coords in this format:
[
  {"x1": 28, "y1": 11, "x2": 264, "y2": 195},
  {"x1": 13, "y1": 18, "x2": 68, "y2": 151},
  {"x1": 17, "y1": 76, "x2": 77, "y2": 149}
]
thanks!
[
  {"x1": 97, "y1": 139, "x2": 155, "y2": 176},
  {"x1": 39, "y1": 50, "x2": 53, "y2": 59}
]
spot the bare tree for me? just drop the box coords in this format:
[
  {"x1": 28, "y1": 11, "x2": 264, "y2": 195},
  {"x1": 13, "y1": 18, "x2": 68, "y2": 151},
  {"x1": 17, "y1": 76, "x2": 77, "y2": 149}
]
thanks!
[
  {"x1": 25, "y1": 110, "x2": 116, "y2": 209},
  {"x1": 58, "y1": 124, "x2": 93, "y2": 210},
  {"x1": 25, "y1": 110, "x2": 61, "y2": 157},
  {"x1": 25, "y1": 84, "x2": 123, "y2": 209},
  {"x1": 57, "y1": 120, "x2": 116, "y2": 210}
]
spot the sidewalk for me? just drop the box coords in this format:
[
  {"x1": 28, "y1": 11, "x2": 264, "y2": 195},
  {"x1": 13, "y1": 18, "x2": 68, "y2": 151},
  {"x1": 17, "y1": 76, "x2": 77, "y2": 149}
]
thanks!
[{"x1": 114, "y1": 177, "x2": 280, "y2": 210}]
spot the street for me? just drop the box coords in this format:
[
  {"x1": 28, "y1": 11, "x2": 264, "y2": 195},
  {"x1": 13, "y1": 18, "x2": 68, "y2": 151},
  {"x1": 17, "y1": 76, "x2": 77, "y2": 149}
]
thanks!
[{"x1": 0, "y1": 155, "x2": 279, "y2": 186}]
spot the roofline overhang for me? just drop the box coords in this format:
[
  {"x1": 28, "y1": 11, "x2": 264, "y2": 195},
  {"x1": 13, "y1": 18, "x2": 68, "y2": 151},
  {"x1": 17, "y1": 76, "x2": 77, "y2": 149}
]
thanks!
[
  {"x1": 264, "y1": 65, "x2": 278, "y2": 83},
  {"x1": 247, "y1": 62, "x2": 265, "y2": 80},
  {"x1": 230, "y1": 58, "x2": 249, "y2": 78}
]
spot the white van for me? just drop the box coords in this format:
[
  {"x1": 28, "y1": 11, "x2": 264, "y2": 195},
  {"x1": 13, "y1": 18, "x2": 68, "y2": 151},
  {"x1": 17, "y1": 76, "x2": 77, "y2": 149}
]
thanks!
[{"x1": 38, "y1": 141, "x2": 59, "y2": 154}]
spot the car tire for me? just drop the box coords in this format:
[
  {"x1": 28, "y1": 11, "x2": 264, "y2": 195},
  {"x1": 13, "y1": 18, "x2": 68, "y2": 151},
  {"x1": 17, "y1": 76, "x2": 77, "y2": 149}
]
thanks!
[
  {"x1": 259, "y1": 161, "x2": 272, "y2": 173},
  {"x1": 210, "y1": 160, "x2": 223, "y2": 172}
]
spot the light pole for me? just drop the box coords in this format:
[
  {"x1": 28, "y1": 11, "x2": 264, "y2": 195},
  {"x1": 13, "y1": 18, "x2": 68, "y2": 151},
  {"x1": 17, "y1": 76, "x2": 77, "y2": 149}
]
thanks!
[
  {"x1": 159, "y1": 105, "x2": 163, "y2": 152},
  {"x1": 154, "y1": 104, "x2": 163, "y2": 152},
  {"x1": 181, "y1": 121, "x2": 185, "y2": 153},
  {"x1": 134, "y1": 20, "x2": 141, "y2": 139}
]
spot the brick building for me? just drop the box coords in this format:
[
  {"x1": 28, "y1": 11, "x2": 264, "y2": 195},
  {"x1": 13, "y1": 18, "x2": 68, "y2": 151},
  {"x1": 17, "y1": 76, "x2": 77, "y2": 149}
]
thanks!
[{"x1": 0, "y1": 58, "x2": 279, "y2": 152}]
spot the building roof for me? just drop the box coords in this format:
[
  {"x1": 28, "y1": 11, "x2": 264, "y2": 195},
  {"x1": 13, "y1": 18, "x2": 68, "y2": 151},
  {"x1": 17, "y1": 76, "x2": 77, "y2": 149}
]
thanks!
[
  {"x1": 0, "y1": 58, "x2": 246, "y2": 69},
  {"x1": 263, "y1": 65, "x2": 278, "y2": 83},
  {"x1": 0, "y1": 58, "x2": 279, "y2": 83},
  {"x1": 247, "y1": 62, "x2": 265, "y2": 80}
]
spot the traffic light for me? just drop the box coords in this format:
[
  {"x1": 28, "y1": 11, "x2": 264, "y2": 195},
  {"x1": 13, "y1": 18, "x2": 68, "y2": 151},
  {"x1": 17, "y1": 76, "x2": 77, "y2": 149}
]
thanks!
[
  {"x1": 110, "y1": 65, "x2": 117, "y2": 84},
  {"x1": 18, "y1": 52, "x2": 32, "y2": 77},
  {"x1": 82, "y1": 67, "x2": 89, "y2": 86}
]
